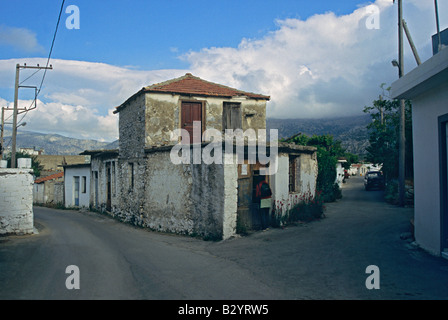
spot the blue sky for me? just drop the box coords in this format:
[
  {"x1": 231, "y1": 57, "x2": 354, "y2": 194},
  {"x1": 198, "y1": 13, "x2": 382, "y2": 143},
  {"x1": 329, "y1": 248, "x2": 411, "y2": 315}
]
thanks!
[
  {"x1": 0, "y1": 0, "x2": 447, "y2": 142},
  {"x1": 1, "y1": 0, "x2": 372, "y2": 69}
]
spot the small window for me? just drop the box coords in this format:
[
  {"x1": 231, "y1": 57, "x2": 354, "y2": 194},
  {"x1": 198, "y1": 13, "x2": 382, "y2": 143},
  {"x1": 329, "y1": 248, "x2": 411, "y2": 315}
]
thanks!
[
  {"x1": 223, "y1": 102, "x2": 242, "y2": 131},
  {"x1": 82, "y1": 176, "x2": 87, "y2": 193}
]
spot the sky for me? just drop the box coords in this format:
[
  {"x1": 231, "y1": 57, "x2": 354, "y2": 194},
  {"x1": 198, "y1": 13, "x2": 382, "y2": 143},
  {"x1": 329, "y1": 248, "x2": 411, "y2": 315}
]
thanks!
[{"x1": 0, "y1": 0, "x2": 447, "y2": 142}]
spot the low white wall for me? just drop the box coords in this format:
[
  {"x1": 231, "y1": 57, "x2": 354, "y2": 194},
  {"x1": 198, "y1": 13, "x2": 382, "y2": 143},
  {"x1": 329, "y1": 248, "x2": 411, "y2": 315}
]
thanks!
[{"x1": 0, "y1": 169, "x2": 34, "y2": 235}]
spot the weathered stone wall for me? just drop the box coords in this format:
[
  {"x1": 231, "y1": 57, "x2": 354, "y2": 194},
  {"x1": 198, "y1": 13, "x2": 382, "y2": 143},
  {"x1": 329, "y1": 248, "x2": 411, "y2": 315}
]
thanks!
[
  {"x1": 297, "y1": 152, "x2": 318, "y2": 195},
  {"x1": 241, "y1": 100, "x2": 267, "y2": 132},
  {"x1": 0, "y1": 169, "x2": 34, "y2": 235},
  {"x1": 145, "y1": 94, "x2": 179, "y2": 146},
  {"x1": 142, "y1": 93, "x2": 268, "y2": 147},
  {"x1": 53, "y1": 182, "x2": 64, "y2": 205},
  {"x1": 119, "y1": 93, "x2": 146, "y2": 159},
  {"x1": 33, "y1": 180, "x2": 64, "y2": 206},
  {"x1": 90, "y1": 157, "x2": 118, "y2": 213},
  {"x1": 113, "y1": 147, "x2": 238, "y2": 240},
  {"x1": 222, "y1": 154, "x2": 238, "y2": 239},
  {"x1": 204, "y1": 97, "x2": 267, "y2": 135}
]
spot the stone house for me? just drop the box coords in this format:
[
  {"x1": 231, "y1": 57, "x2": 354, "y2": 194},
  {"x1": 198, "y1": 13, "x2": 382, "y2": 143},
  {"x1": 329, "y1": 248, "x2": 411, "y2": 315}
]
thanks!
[
  {"x1": 98, "y1": 73, "x2": 318, "y2": 240},
  {"x1": 80, "y1": 149, "x2": 119, "y2": 213},
  {"x1": 33, "y1": 171, "x2": 64, "y2": 206}
]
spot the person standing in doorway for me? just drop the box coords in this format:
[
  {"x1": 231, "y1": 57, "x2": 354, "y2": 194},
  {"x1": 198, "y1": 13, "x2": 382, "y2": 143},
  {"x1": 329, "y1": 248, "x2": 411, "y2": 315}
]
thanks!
[{"x1": 256, "y1": 180, "x2": 272, "y2": 230}]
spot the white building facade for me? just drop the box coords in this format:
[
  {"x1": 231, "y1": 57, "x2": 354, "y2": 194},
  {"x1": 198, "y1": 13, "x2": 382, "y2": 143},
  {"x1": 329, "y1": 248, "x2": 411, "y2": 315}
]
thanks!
[
  {"x1": 64, "y1": 164, "x2": 91, "y2": 208},
  {"x1": 391, "y1": 47, "x2": 448, "y2": 257}
]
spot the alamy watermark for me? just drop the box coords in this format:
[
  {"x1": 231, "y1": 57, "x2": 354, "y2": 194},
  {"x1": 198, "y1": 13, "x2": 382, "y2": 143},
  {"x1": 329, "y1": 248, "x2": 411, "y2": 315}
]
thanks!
[
  {"x1": 365, "y1": 265, "x2": 380, "y2": 289},
  {"x1": 169, "y1": 122, "x2": 279, "y2": 175},
  {"x1": 66, "y1": 5, "x2": 80, "y2": 30},
  {"x1": 365, "y1": 5, "x2": 380, "y2": 30},
  {"x1": 65, "y1": 265, "x2": 80, "y2": 290}
]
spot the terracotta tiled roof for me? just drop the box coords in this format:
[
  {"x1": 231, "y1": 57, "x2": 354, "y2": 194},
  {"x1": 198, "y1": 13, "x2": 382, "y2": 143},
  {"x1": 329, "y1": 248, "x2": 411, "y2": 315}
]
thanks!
[
  {"x1": 34, "y1": 171, "x2": 63, "y2": 184},
  {"x1": 114, "y1": 73, "x2": 270, "y2": 113},
  {"x1": 145, "y1": 73, "x2": 270, "y2": 99}
]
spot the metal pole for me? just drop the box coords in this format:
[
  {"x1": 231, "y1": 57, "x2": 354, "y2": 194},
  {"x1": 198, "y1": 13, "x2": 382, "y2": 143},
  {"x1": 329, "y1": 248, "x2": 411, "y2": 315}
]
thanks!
[
  {"x1": 11, "y1": 64, "x2": 20, "y2": 169},
  {"x1": 398, "y1": 0, "x2": 406, "y2": 207},
  {"x1": 403, "y1": 19, "x2": 422, "y2": 65},
  {"x1": 0, "y1": 107, "x2": 4, "y2": 161},
  {"x1": 435, "y1": 0, "x2": 442, "y2": 52}
]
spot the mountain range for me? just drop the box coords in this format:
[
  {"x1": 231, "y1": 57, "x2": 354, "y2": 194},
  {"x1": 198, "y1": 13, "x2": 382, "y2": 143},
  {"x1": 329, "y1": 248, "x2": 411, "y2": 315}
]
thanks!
[
  {"x1": 2, "y1": 114, "x2": 371, "y2": 157},
  {"x1": 266, "y1": 114, "x2": 371, "y2": 157}
]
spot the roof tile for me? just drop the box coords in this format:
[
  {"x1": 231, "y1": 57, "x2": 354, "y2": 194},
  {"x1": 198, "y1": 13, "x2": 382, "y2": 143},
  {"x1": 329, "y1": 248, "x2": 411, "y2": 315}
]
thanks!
[
  {"x1": 34, "y1": 171, "x2": 63, "y2": 184},
  {"x1": 144, "y1": 73, "x2": 270, "y2": 100}
]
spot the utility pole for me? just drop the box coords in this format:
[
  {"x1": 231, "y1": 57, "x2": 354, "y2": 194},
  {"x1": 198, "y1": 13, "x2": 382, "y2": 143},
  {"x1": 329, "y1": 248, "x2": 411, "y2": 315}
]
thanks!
[
  {"x1": 11, "y1": 64, "x2": 20, "y2": 168},
  {"x1": 10, "y1": 63, "x2": 52, "y2": 168},
  {"x1": 398, "y1": 0, "x2": 406, "y2": 207},
  {"x1": 0, "y1": 107, "x2": 4, "y2": 161}
]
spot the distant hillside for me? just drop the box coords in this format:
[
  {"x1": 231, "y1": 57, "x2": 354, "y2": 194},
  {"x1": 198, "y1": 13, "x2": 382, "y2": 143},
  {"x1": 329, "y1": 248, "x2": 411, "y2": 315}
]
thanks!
[
  {"x1": 2, "y1": 114, "x2": 371, "y2": 157},
  {"x1": 3, "y1": 129, "x2": 115, "y2": 155},
  {"x1": 267, "y1": 114, "x2": 371, "y2": 157}
]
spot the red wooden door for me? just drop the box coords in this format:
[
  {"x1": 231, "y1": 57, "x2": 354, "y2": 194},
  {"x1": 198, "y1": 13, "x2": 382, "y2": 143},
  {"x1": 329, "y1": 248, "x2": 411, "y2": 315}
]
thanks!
[{"x1": 181, "y1": 102, "x2": 202, "y2": 143}]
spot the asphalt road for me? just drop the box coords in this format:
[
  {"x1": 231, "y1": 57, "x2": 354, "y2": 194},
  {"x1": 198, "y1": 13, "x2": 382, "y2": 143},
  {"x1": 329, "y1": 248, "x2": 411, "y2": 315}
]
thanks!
[{"x1": 1, "y1": 176, "x2": 448, "y2": 300}]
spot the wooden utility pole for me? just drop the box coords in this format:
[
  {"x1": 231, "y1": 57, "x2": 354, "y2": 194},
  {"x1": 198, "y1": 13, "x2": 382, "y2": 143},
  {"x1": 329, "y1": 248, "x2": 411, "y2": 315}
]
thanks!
[
  {"x1": 403, "y1": 19, "x2": 421, "y2": 66},
  {"x1": 11, "y1": 64, "x2": 20, "y2": 168},
  {"x1": 10, "y1": 63, "x2": 52, "y2": 168},
  {"x1": 0, "y1": 107, "x2": 4, "y2": 161}
]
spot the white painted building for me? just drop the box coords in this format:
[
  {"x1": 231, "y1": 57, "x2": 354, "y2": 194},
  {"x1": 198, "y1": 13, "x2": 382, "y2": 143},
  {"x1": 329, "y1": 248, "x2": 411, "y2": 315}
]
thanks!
[
  {"x1": 64, "y1": 164, "x2": 91, "y2": 208},
  {"x1": 391, "y1": 46, "x2": 448, "y2": 257},
  {"x1": 335, "y1": 159, "x2": 347, "y2": 187}
]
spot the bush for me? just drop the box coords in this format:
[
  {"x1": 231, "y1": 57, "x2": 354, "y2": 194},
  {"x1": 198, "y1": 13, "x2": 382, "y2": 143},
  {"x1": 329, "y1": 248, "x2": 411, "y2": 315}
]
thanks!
[
  {"x1": 384, "y1": 180, "x2": 398, "y2": 204},
  {"x1": 271, "y1": 191, "x2": 325, "y2": 227}
]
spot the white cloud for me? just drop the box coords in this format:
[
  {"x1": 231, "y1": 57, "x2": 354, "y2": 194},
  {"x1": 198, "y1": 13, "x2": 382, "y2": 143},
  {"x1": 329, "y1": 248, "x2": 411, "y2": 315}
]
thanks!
[
  {"x1": 0, "y1": 25, "x2": 44, "y2": 53},
  {"x1": 185, "y1": 0, "x2": 446, "y2": 118},
  {"x1": 1, "y1": 0, "x2": 446, "y2": 142},
  {"x1": 0, "y1": 58, "x2": 187, "y2": 141}
]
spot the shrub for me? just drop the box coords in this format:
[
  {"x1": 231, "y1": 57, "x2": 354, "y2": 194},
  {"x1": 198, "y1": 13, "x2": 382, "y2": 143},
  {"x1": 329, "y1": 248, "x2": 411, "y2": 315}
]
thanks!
[
  {"x1": 384, "y1": 180, "x2": 398, "y2": 204},
  {"x1": 271, "y1": 191, "x2": 325, "y2": 227}
]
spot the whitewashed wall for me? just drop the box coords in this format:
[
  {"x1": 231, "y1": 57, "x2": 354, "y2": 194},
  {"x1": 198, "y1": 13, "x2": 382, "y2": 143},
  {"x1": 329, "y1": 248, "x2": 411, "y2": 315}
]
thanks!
[
  {"x1": 64, "y1": 166, "x2": 91, "y2": 208},
  {"x1": 0, "y1": 169, "x2": 34, "y2": 235}
]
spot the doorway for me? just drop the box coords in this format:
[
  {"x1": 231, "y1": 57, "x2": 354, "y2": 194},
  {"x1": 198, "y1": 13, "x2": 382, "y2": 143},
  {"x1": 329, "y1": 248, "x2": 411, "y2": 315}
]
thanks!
[
  {"x1": 106, "y1": 163, "x2": 112, "y2": 212},
  {"x1": 74, "y1": 176, "x2": 80, "y2": 207},
  {"x1": 439, "y1": 114, "x2": 448, "y2": 253}
]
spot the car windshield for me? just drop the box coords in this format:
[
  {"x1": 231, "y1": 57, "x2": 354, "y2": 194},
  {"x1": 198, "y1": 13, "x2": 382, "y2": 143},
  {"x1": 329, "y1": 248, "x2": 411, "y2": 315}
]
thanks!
[{"x1": 367, "y1": 172, "x2": 381, "y2": 178}]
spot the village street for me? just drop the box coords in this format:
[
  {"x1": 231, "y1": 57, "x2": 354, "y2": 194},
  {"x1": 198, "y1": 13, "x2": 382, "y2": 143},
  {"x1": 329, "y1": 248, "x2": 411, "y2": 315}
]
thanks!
[{"x1": 1, "y1": 176, "x2": 448, "y2": 300}]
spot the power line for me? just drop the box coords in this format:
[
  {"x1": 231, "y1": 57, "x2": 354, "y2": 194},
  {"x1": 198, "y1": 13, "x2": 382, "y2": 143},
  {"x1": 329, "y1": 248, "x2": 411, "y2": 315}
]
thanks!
[
  {"x1": 9, "y1": 0, "x2": 65, "y2": 167},
  {"x1": 19, "y1": 69, "x2": 41, "y2": 86},
  {"x1": 17, "y1": 0, "x2": 66, "y2": 126},
  {"x1": 37, "y1": 0, "x2": 66, "y2": 97}
]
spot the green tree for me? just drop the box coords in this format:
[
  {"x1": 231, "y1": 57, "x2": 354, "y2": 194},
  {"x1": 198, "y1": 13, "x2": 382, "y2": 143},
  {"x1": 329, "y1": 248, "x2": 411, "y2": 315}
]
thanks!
[
  {"x1": 5, "y1": 152, "x2": 44, "y2": 177},
  {"x1": 363, "y1": 84, "x2": 413, "y2": 182}
]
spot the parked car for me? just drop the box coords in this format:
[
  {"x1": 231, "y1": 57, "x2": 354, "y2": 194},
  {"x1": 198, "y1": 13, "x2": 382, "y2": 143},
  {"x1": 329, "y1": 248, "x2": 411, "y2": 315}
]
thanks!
[{"x1": 364, "y1": 171, "x2": 385, "y2": 191}]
